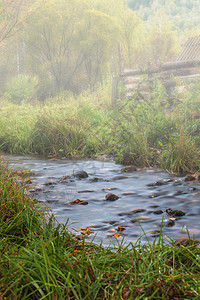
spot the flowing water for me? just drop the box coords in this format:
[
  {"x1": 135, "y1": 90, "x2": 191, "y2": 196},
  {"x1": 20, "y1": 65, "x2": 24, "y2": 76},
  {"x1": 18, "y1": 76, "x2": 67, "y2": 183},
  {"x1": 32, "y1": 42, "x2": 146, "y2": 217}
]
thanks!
[{"x1": 3, "y1": 155, "x2": 200, "y2": 246}]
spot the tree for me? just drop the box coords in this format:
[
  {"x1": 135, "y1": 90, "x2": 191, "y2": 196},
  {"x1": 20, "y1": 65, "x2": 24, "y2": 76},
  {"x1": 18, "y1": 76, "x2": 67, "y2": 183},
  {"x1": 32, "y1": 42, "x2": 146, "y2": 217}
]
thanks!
[
  {"x1": 0, "y1": 0, "x2": 27, "y2": 45},
  {"x1": 25, "y1": 0, "x2": 119, "y2": 95},
  {"x1": 147, "y1": 11, "x2": 180, "y2": 65},
  {"x1": 78, "y1": 9, "x2": 119, "y2": 89},
  {"x1": 25, "y1": 0, "x2": 90, "y2": 95},
  {"x1": 0, "y1": 0, "x2": 34, "y2": 88},
  {"x1": 120, "y1": 9, "x2": 147, "y2": 68}
]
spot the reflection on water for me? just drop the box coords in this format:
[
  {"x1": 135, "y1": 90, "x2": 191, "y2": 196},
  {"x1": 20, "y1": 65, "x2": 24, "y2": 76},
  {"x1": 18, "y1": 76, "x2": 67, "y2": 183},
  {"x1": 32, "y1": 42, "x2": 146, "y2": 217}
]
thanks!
[{"x1": 3, "y1": 154, "x2": 200, "y2": 246}]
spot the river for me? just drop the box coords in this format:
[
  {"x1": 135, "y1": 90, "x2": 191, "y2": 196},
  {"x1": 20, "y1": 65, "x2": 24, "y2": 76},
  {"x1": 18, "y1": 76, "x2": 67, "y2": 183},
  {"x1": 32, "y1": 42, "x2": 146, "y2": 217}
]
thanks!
[{"x1": 3, "y1": 154, "x2": 200, "y2": 246}]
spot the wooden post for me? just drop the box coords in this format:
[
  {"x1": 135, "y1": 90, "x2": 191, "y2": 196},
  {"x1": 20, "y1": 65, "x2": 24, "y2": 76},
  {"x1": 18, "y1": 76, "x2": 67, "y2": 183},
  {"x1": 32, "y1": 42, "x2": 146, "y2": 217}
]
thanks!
[
  {"x1": 111, "y1": 76, "x2": 119, "y2": 106},
  {"x1": 118, "y1": 43, "x2": 124, "y2": 76}
]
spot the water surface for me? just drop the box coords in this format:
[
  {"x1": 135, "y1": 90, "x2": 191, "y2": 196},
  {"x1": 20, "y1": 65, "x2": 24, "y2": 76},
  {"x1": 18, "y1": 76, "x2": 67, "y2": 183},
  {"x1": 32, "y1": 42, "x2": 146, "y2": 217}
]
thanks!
[{"x1": 3, "y1": 155, "x2": 200, "y2": 246}]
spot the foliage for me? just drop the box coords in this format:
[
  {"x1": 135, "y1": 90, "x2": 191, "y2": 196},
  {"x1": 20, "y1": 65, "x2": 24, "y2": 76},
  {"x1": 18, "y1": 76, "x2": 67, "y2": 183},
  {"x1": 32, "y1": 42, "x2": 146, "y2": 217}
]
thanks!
[
  {"x1": 0, "y1": 80, "x2": 200, "y2": 173},
  {"x1": 0, "y1": 0, "x2": 185, "y2": 97},
  {"x1": 128, "y1": 0, "x2": 200, "y2": 30},
  {"x1": 0, "y1": 164, "x2": 45, "y2": 237},
  {"x1": 120, "y1": 8, "x2": 148, "y2": 68},
  {"x1": 0, "y1": 100, "x2": 36, "y2": 153},
  {"x1": 22, "y1": 0, "x2": 119, "y2": 96},
  {"x1": 0, "y1": 88, "x2": 110, "y2": 157},
  {"x1": 31, "y1": 112, "x2": 87, "y2": 156},
  {"x1": 4, "y1": 74, "x2": 39, "y2": 104},
  {"x1": 109, "y1": 81, "x2": 176, "y2": 166},
  {"x1": 159, "y1": 131, "x2": 200, "y2": 174},
  {"x1": 146, "y1": 11, "x2": 180, "y2": 65},
  {"x1": 0, "y1": 0, "x2": 26, "y2": 45},
  {"x1": 174, "y1": 83, "x2": 200, "y2": 142}
]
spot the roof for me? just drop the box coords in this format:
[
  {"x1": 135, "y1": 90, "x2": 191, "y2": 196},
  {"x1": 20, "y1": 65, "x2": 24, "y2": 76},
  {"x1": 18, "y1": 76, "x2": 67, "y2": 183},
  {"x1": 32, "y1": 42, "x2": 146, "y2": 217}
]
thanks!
[{"x1": 176, "y1": 35, "x2": 200, "y2": 62}]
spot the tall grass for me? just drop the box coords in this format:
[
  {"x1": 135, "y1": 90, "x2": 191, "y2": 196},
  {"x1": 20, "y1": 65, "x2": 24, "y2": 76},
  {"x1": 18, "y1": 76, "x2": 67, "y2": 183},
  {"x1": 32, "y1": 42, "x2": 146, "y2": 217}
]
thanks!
[
  {"x1": 0, "y1": 163, "x2": 45, "y2": 239},
  {"x1": 0, "y1": 81, "x2": 200, "y2": 173},
  {"x1": 0, "y1": 163, "x2": 200, "y2": 299},
  {"x1": 0, "y1": 95, "x2": 108, "y2": 157},
  {"x1": 30, "y1": 112, "x2": 87, "y2": 156},
  {"x1": 159, "y1": 131, "x2": 200, "y2": 174},
  {"x1": 0, "y1": 101, "x2": 36, "y2": 153}
]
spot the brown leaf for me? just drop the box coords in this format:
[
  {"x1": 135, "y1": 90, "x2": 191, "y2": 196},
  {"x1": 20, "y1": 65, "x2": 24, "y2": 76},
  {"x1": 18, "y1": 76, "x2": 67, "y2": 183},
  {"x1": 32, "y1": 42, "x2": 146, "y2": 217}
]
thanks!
[
  {"x1": 117, "y1": 226, "x2": 126, "y2": 232},
  {"x1": 175, "y1": 237, "x2": 200, "y2": 247},
  {"x1": 114, "y1": 233, "x2": 124, "y2": 238},
  {"x1": 78, "y1": 227, "x2": 94, "y2": 236},
  {"x1": 71, "y1": 199, "x2": 88, "y2": 205}
]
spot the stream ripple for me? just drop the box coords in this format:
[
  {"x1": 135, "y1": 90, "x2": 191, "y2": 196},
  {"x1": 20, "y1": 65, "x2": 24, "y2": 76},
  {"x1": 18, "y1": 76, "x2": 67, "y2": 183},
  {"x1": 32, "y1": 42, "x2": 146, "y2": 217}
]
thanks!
[{"x1": 3, "y1": 155, "x2": 200, "y2": 246}]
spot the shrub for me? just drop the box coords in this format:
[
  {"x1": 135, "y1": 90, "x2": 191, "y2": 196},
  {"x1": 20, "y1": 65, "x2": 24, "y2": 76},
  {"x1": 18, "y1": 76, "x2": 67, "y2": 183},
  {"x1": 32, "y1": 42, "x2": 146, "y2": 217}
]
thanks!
[{"x1": 4, "y1": 75, "x2": 39, "y2": 104}]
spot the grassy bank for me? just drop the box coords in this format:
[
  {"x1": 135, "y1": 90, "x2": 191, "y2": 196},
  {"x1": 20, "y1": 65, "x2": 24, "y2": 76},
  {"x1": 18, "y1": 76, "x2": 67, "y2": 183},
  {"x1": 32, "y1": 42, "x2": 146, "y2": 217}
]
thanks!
[
  {"x1": 0, "y1": 82, "x2": 200, "y2": 174},
  {"x1": 1, "y1": 162, "x2": 200, "y2": 299}
]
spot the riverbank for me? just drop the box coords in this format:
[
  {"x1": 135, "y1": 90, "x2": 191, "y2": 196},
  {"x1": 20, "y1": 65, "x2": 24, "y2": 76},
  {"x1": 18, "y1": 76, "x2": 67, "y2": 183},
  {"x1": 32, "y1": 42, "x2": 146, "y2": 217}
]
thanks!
[
  {"x1": 1, "y1": 162, "x2": 200, "y2": 299},
  {"x1": 0, "y1": 81, "x2": 200, "y2": 175}
]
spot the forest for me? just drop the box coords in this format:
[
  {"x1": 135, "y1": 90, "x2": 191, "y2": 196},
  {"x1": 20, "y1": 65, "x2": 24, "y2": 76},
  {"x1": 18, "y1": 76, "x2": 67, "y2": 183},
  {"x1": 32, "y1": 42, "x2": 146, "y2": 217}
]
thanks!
[
  {"x1": 0, "y1": 0, "x2": 199, "y2": 99},
  {"x1": 128, "y1": 0, "x2": 200, "y2": 30}
]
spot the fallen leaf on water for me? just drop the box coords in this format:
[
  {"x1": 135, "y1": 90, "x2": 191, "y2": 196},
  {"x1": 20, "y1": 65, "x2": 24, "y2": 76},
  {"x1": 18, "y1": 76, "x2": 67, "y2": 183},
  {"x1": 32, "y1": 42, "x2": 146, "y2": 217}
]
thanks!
[
  {"x1": 117, "y1": 226, "x2": 126, "y2": 232},
  {"x1": 45, "y1": 181, "x2": 57, "y2": 186},
  {"x1": 12, "y1": 169, "x2": 35, "y2": 177},
  {"x1": 150, "y1": 230, "x2": 160, "y2": 235},
  {"x1": 132, "y1": 209, "x2": 146, "y2": 214},
  {"x1": 78, "y1": 227, "x2": 94, "y2": 236},
  {"x1": 71, "y1": 199, "x2": 88, "y2": 205},
  {"x1": 114, "y1": 233, "x2": 124, "y2": 238},
  {"x1": 61, "y1": 176, "x2": 69, "y2": 181}
]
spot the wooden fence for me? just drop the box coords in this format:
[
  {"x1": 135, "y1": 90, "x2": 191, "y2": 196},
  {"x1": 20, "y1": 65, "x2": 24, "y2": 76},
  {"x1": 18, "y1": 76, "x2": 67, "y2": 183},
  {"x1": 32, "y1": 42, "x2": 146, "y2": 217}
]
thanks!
[{"x1": 112, "y1": 58, "x2": 200, "y2": 105}]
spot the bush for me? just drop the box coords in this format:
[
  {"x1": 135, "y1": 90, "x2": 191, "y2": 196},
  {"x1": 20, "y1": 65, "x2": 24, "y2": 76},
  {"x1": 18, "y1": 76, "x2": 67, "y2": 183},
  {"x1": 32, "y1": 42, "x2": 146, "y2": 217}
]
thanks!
[{"x1": 4, "y1": 74, "x2": 39, "y2": 104}]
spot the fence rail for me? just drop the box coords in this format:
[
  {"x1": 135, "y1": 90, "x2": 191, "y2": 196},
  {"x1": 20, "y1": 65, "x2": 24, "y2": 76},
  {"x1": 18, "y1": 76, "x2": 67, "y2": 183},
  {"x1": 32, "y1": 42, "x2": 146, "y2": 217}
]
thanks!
[{"x1": 112, "y1": 57, "x2": 200, "y2": 105}]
